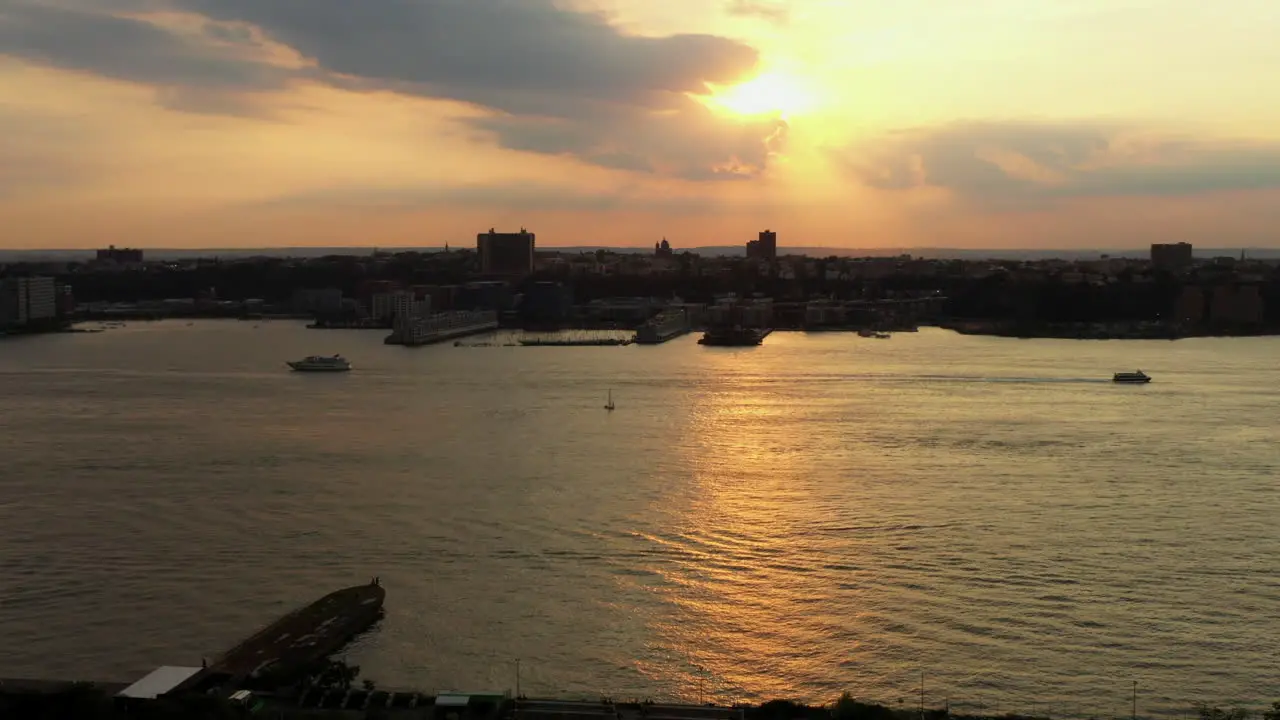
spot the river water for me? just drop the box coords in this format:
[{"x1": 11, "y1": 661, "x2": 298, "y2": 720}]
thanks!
[{"x1": 1, "y1": 321, "x2": 1277, "y2": 715}]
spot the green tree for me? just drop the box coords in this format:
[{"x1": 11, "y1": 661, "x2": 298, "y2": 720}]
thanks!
[{"x1": 1197, "y1": 704, "x2": 1249, "y2": 720}]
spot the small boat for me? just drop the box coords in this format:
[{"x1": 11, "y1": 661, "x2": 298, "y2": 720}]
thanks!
[
  {"x1": 1113, "y1": 370, "x2": 1151, "y2": 384},
  {"x1": 604, "y1": 389, "x2": 615, "y2": 411},
  {"x1": 287, "y1": 354, "x2": 352, "y2": 372}
]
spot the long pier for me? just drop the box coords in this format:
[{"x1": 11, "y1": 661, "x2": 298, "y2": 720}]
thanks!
[{"x1": 186, "y1": 581, "x2": 385, "y2": 692}]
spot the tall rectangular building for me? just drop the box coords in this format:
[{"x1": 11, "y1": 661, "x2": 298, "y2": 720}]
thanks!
[
  {"x1": 477, "y1": 228, "x2": 535, "y2": 276},
  {"x1": 746, "y1": 229, "x2": 778, "y2": 261},
  {"x1": 1151, "y1": 242, "x2": 1193, "y2": 272},
  {"x1": 96, "y1": 245, "x2": 144, "y2": 264},
  {"x1": 0, "y1": 276, "x2": 57, "y2": 327}
]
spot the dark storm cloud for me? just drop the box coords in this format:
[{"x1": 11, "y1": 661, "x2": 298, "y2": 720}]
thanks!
[
  {"x1": 0, "y1": 1, "x2": 288, "y2": 92},
  {"x1": 170, "y1": 0, "x2": 760, "y2": 115},
  {"x1": 169, "y1": 0, "x2": 779, "y2": 177},
  {"x1": 1, "y1": 0, "x2": 784, "y2": 179},
  {"x1": 842, "y1": 121, "x2": 1280, "y2": 208}
]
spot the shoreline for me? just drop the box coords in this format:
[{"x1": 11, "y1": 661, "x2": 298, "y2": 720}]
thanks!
[
  {"x1": 2, "y1": 680, "x2": 1272, "y2": 720},
  {"x1": 939, "y1": 320, "x2": 1280, "y2": 340}
]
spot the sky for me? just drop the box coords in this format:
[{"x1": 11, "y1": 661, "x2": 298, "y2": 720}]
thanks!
[{"x1": 1, "y1": 0, "x2": 1278, "y2": 250}]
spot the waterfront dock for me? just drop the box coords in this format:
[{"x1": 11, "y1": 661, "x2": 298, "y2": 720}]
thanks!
[
  {"x1": 385, "y1": 310, "x2": 500, "y2": 346},
  {"x1": 519, "y1": 336, "x2": 633, "y2": 346},
  {"x1": 197, "y1": 581, "x2": 385, "y2": 689}
]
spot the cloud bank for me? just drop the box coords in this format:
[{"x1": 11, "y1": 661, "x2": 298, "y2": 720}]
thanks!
[
  {"x1": 0, "y1": 0, "x2": 787, "y2": 179},
  {"x1": 843, "y1": 121, "x2": 1280, "y2": 209}
]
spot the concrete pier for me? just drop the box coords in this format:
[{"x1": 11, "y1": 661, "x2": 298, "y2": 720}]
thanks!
[{"x1": 192, "y1": 581, "x2": 385, "y2": 690}]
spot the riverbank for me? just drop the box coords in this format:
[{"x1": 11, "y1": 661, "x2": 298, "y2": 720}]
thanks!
[
  {"x1": 4, "y1": 683, "x2": 1273, "y2": 720},
  {"x1": 941, "y1": 319, "x2": 1280, "y2": 340}
]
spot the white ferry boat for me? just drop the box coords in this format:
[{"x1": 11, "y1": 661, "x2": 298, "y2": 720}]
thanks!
[
  {"x1": 1113, "y1": 370, "x2": 1151, "y2": 384},
  {"x1": 287, "y1": 354, "x2": 352, "y2": 372}
]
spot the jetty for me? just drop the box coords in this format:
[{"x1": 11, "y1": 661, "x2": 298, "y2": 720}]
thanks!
[
  {"x1": 191, "y1": 581, "x2": 385, "y2": 691},
  {"x1": 518, "y1": 336, "x2": 633, "y2": 347}
]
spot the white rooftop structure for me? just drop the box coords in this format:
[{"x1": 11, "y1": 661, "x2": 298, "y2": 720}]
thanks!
[{"x1": 117, "y1": 666, "x2": 202, "y2": 699}]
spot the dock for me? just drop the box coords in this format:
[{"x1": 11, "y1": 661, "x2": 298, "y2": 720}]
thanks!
[{"x1": 196, "y1": 581, "x2": 385, "y2": 689}]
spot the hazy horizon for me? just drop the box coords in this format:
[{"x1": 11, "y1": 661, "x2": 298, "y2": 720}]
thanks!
[
  {"x1": 5, "y1": 244, "x2": 1280, "y2": 263},
  {"x1": 2, "y1": 0, "x2": 1279, "y2": 249}
]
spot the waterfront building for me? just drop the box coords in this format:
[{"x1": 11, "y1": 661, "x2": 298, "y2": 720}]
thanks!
[
  {"x1": 521, "y1": 281, "x2": 574, "y2": 326},
  {"x1": 292, "y1": 288, "x2": 345, "y2": 314},
  {"x1": 371, "y1": 291, "x2": 426, "y2": 322},
  {"x1": 0, "y1": 276, "x2": 58, "y2": 327},
  {"x1": 386, "y1": 310, "x2": 499, "y2": 345}
]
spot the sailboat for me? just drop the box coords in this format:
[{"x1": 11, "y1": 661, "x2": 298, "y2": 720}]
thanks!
[{"x1": 604, "y1": 389, "x2": 616, "y2": 411}]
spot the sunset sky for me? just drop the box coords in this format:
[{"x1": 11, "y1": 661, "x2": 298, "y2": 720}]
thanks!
[{"x1": 1, "y1": 0, "x2": 1278, "y2": 250}]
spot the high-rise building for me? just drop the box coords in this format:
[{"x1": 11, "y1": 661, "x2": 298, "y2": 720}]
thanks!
[
  {"x1": 1151, "y1": 242, "x2": 1193, "y2": 272},
  {"x1": 477, "y1": 228, "x2": 535, "y2": 276},
  {"x1": 746, "y1": 230, "x2": 778, "y2": 261},
  {"x1": 95, "y1": 245, "x2": 144, "y2": 264},
  {"x1": 0, "y1": 276, "x2": 58, "y2": 327},
  {"x1": 371, "y1": 290, "x2": 426, "y2": 321}
]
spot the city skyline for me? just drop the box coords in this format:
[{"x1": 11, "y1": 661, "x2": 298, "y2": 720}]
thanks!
[{"x1": 2, "y1": 0, "x2": 1279, "y2": 249}]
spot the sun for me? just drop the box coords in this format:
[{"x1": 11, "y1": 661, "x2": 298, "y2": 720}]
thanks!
[{"x1": 703, "y1": 71, "x2": 817, "y2": 119}]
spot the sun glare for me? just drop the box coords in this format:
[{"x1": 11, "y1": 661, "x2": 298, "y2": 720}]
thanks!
[{"x1": 705, "y1": 71, "x2": 817, "y2": 119}]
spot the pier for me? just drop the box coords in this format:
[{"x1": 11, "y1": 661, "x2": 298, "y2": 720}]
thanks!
[
  {"x1": 385, "y1": 310, "x2": 500, "y2": 346},
  {"x1": 187, "y1": 581, "x2": 385, "y2": 692}
]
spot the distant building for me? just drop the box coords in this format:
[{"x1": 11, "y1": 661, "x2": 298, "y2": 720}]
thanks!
[
  {"x1": 654, "y1": 238, "x2": 673, "y2": 258},
  {"x1": 458, "y1": 281, "x2": 516, "y2": 312},
  {"x1": 477, "y1": 228, "x2": 535, "y2": 276},
  {"x1": 413, "y1": 285, "x2": 461, "y2": 313},
  {"x1": 1173, "y1": 285, "x2": 1206, "y2": 325},
  {"x1": 746, "y1": 230, "x2": 777, "y2": 261},
  {"x1": 292, "y1": 288, "x2": 345, "y2": 314},
  {"x1": 0, "y1": 276, "x2": 58, "y2": 327},
  {"x1": 1209, "y1": 285, "x2": 1264, "y2": 326},
  {"x1": 371, "y1": 290, "x2": 426, "y2": 321},
  {"x1": 96, "y1": 245, "x2": 144, "y2": 264},
  {"x1": 1151, "y1": 242, "x2": 1193, "y2": 272},
  {"x1": 521, "y1": 281, "x2": 574, "y2": 326}
]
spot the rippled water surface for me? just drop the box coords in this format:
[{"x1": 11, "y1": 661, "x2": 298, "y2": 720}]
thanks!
[{"x1": 1, "y1": 322, "x2": 1278, "y2": 715}]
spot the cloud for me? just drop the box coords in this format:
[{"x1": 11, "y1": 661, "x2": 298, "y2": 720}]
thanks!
[
  {"x1": 0, "y1": 2, "x2": 291, "y2": 101},
  {"x1": 171, "y1": 0, "x2": 757, "y2": 108},
  {"x1": 252, "y1": 181, "x2": 727, "y2": 216},
  {"x1": 467, "y1": 96, "x2": 788, "y2": 181},
  {"x1": 841, "y1": 121, "x2": 1280, "y2": 209},
  {"x1": 162, "y1": 0, "x2": 780, "y2": 179},
  {"x1": 725, "y1": 0, "x2": 791, "y2": 24},
  {"x1": 1, "y1": 0, "x2": 783, "y2": 179}
]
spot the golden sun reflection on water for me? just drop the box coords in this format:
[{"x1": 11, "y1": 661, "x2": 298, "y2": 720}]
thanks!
[{"x1": 639, "y1": 357, "x2": 878, "y2": 704}]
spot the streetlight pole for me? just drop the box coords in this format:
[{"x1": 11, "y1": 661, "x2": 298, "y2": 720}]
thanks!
[
  {"x1": 516, "y1": 659, "x2": 522, "y2": 699},
  {"x1": 920, "y1": 672, "x2": 925, "y2": 720}
]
